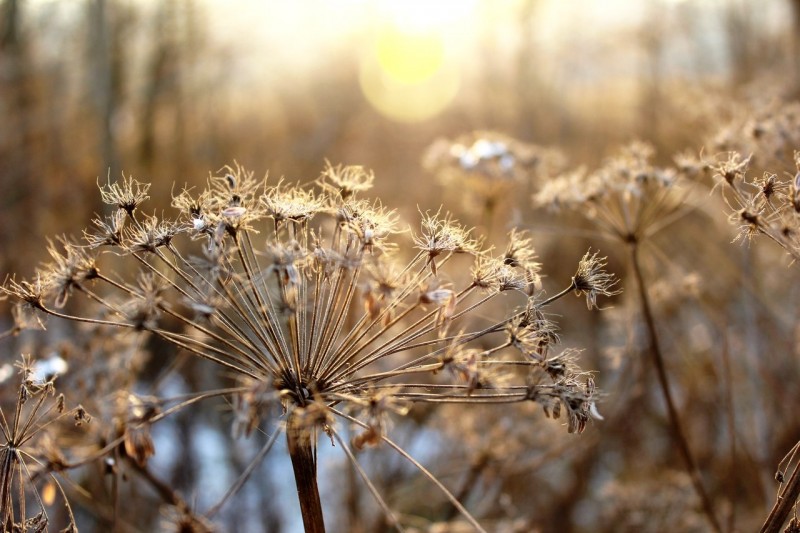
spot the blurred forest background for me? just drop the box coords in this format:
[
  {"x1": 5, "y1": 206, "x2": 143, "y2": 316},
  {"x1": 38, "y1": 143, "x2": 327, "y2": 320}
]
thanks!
[
  {"x1": 2, "y1": 0, "x2": 797, "y2": 274},
  {"x1": 3, "y1": 0, "x2": 800, "y2": 531}
]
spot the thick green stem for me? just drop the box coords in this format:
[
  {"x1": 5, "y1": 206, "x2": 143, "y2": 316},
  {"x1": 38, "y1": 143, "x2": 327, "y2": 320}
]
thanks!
[
  {"x1": 628, "y1": 242, "x2": 722, "y2": 533},
  {"x1": 287, "y1": 410, "x2": 326, "y2": 533}
]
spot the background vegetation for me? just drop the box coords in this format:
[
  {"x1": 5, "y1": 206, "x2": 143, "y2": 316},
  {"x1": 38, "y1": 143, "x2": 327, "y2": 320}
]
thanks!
[{"x1": 2, "y1": 0, "x2": 800, "y2": 531}]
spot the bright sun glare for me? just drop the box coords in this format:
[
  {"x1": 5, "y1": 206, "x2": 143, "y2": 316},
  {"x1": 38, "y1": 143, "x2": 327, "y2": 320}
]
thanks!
[
  {"x1": 376, "y1": 29, "x2": 445, "y2": 85},
  {"x1": 360, "y1": 0, "x2": 478, "y2": 123}
]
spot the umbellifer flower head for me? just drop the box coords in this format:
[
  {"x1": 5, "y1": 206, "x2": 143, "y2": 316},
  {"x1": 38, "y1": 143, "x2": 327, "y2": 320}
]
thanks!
[{"x1": 3, "y1": 163, "x2": 619, "y2": 531}]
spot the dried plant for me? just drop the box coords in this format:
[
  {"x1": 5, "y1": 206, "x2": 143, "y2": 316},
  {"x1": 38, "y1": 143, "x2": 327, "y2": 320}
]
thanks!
[
  {"x1": 534, "y1": 141, "x2": 721, "y2": 533},
  {"x1": 710, "y1": 150, "x2": 800, "y2": 263},
  {"x1": 534, "y1": 141, "x2": 685, "y2": 243},
  {"x1": 705, "y1": 104, "x2": 800, "y2": 532},
  {"x1": 424, "y1": 132, "x2": 565, "y2": 233},
  {"x1": 2, "y1": 163, "x2": 617, "y2": 531},
  {"x1": 0, "y1": 354, "x2": 90, "y2": 532},
  {"x1": 709, "y1": 100, "x2": 800, "y2": 172}
]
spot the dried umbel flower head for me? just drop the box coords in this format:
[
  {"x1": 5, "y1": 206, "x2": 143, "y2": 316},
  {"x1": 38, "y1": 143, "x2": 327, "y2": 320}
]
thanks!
[
  {"x1": 99, "y1": 173, "x2": 151, "y2": 215},
  {"x1": 425, "y1": 131, "x2": 566, "y2": 229},
  {"x1": 0, "y1": 355, "x2": 89, "y2": 531},
  {"x1": 2, "y1": 274, "x2": 48, "y2": 331},
  {"x1": 43, "y1": 237, "x2": 100, "y2": 308},
  {"x1": 318, "y1": 161, "x2": 375, "y2": 200},
  {"x1": 711, "y1": 150, "x2": 800, "y2": 260},
  {"x1": 535, "y1": 142, "x2": 731, "y2": 531},
  {"x1": 424, "y1": 131, "x2": 554, "y2": 184},
  {"x1": 534, "y1": 141, "x2": 683, "y2": 243},
  {"x1": 4, "y1": 163, "x2": 618, "y2": 530}
]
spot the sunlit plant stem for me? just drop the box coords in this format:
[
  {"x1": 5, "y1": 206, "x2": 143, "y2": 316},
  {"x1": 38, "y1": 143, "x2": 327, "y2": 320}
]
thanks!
[{"x1": 628, "y1": 240, "x2": 722, "y2": 533}]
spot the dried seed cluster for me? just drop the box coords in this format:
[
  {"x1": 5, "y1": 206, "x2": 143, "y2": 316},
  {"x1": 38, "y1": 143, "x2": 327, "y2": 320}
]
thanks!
[
  {"x1": 710, "y1": 151, "x2": 800, "y2": 259},
  {"x1": 534, "y1": 141, "x2": 682, "y2": 243},
  {"x1": 2, "y1": 162, "x2": 618, "y2": 529}
]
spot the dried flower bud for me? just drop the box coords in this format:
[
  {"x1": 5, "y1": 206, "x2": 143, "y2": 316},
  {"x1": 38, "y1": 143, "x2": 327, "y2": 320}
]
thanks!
[
  {"x1": 319, "y1": 162, "x2": 375, "y2": 199},
  {"x1": 572, "y1": 250, "x2": 621, "y2": 310},
  {"x1": 99, "y1": 174, "x2": 151, "y2": 215}
]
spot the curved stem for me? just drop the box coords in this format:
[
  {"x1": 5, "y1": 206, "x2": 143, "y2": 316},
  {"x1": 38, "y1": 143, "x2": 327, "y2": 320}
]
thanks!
[
  {"x1": 287, "y1": 410, "x2": 326, "y2": 533},
  {"x1": 628, "y1": 241, "x2": 722, "y2": 533}
]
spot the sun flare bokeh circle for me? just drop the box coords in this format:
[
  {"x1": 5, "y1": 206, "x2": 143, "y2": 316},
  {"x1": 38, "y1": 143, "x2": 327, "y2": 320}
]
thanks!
[{"x1": 359, "y1": 0, "x2": 477, "y2": 123}]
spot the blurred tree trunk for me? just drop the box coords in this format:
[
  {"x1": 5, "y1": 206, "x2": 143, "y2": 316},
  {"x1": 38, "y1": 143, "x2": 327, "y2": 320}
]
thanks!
[
  {"x1": 89, "y1": 0, "x2": 120, "y2": 177},
  {"x1": 139, "y1": 2, "x2": 173, "y2": 172},
  {"x1": 173, "y1": 0, "x2": 197, "y2": 177},
  {"x1": 723, "y1": 1, "x2": 754, "y2": 85},
  {"x1": 791, "y1": 0, "x2": 800, "y2": 93},
  {"x1": 0, "y1": 0, "x2": 35, "y2": 274},
  {"x1": 139, "y1": 0, "x2": 195, "y2": 179}
]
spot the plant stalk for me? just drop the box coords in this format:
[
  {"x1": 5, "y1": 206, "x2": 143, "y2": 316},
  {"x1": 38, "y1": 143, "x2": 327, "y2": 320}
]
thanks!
[
  {"x1": 628, "y1": 242, "x2": 722, "y2": 533},
  {"x1": 760, "y1": 442, "x2": 800, "y2": 533},
  {"x1": 287, "y1": 410, "x2": 326, "y2": 533}
]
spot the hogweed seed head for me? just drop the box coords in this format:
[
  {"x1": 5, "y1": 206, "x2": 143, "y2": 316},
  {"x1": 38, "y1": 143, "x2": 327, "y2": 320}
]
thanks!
[
  {"x1": 84, "y1": 209, "x2": 127, "y2": 248},
  {"x1": 425, "y1": 132, "x2": 565, "y2": 202},
  {"x1": 534, "y1": 142, "x2": 682, "y2": 242},
  {"x1": 125, "y1": 213, "x2": 182, "y2": 253},
  {"x1": 711, "y1": 152, "x2": 751, "y2": 190},
  {"x1": 43, "y1": 238, "x2": 99, "y2": 308},
  {"x1": 3, "y1": 163, "x2": 620, "y2": 527},
  {"x1": 262, "y1": 180, "x2": 324, "y2": 226},
  {"x1": 7, "y1": 165, "x2": 612, "y2": 424}
]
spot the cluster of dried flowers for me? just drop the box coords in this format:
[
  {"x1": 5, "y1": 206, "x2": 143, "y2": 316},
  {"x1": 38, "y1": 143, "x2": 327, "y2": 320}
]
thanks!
[
  {"x1": 423, "y1": 132, "x2": 566, "y2": 229},
  {"x1": 534, "y1": 141, "x2": 684, "y2": 243},
  {"x1": 700, "y1": 100, "x2": 800, "y2": 532},
  {"x1": 709, "y1": 100, "x2": 800, "y2": 171},
  {"x1": 0, "y1": 355, "x2": 91, "y2": 532},
  {"x1": 674, "y1": 99, "x2": 800, "y2": 261},
  {"x1": 532, "y1": 141, "x2": 726, "y2": 533},
  {"x1": 1, "y1": 163, "x2": 617, "y2": 531},
  {"x1": 424, "y1": 131, "x2": 565, "y2": 186},
  {"x1": 709, "y1": 149, "x2": 800, "y2": 261}
]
